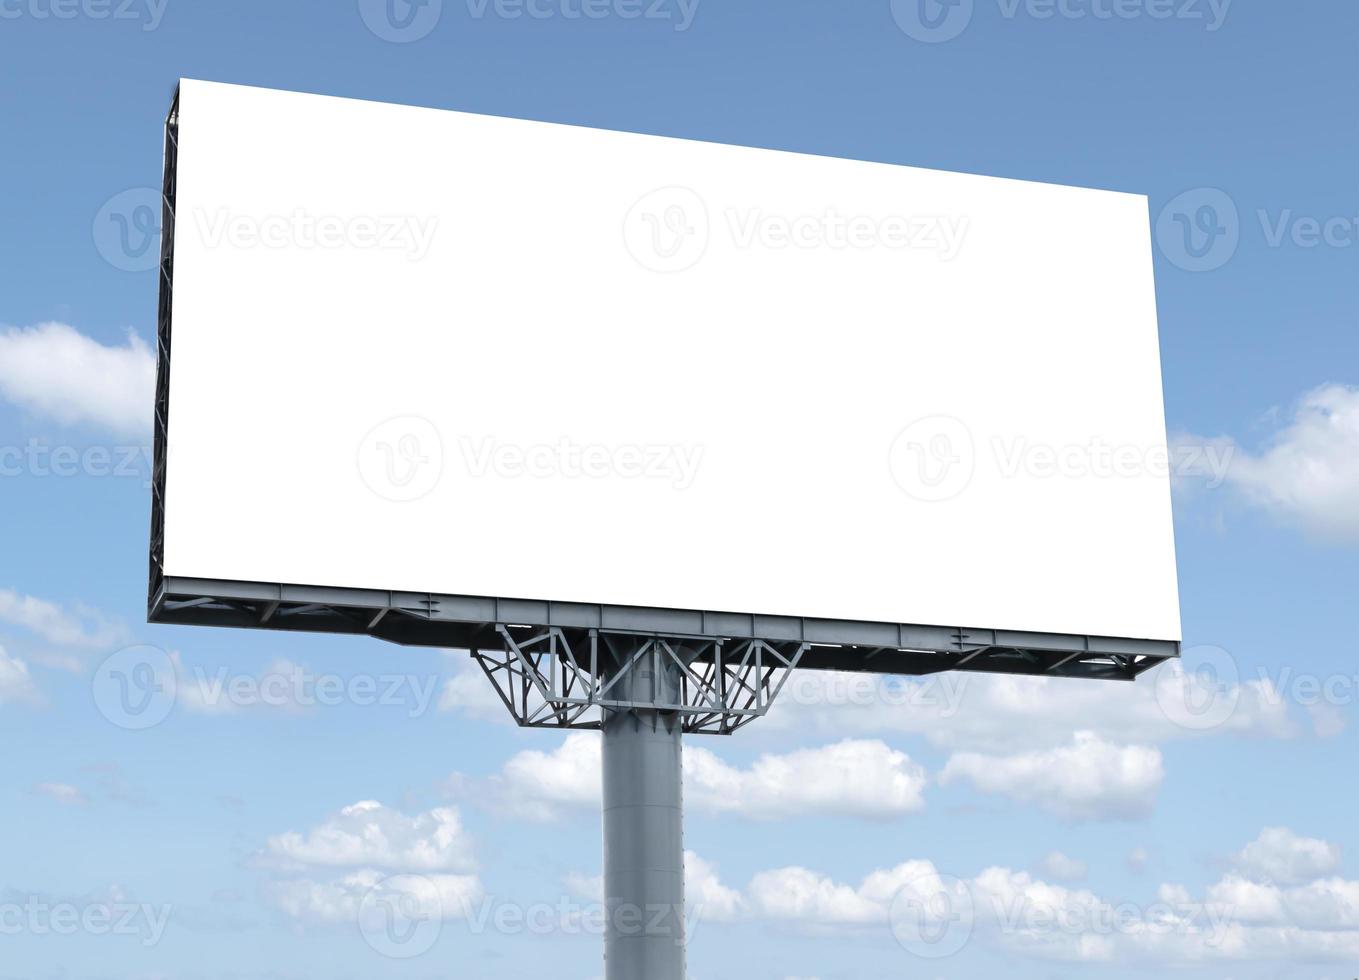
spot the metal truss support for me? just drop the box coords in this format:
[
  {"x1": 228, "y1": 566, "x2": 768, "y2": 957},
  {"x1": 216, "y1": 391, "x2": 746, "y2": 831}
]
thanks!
[
  {"x1": 470, "y1": 626, "x2": 808, "y2": 735},
  {"x1": 469, "y1": 626, "x2": 807, "y2": 978}
]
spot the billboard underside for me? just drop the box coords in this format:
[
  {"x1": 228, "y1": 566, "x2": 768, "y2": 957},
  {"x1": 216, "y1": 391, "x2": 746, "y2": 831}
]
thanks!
[{"x1": 149, "y1": 80, "x2": 1181, "y2": 680}]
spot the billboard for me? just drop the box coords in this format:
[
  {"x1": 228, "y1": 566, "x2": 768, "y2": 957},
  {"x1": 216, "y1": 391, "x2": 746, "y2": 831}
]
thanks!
[{"x1": 151, "y1": 80, "x2": 1180, "y2": 669}]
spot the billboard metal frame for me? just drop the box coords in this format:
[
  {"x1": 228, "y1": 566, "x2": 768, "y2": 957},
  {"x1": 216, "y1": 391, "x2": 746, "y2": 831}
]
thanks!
[
  {"x1": 147, "y1": 83, "x2": 1177, "y2": 693},
  {"x1": 149, "y1": 575, "x2": 1175, "y2": 685}
]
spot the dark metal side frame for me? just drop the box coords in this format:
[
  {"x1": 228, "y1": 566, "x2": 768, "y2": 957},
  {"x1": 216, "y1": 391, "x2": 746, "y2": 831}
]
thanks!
[{"x1": 147, "y1": 84, "x2": 1178, "y2": 702}]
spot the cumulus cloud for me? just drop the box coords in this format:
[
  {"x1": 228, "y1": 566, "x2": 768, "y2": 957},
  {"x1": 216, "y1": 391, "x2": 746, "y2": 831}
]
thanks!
[
  {"x1": 1219, "y1": 384, "x2": 1359, "y2": 542},
  {"x1": 260, "y1": 800, "x2": 476, "y2": 874},
  {"x1": 0, "y1": 646, "x2": 40, "y2": 705},
  {"x1": 1039, "y1": 852, "x2": 1088, "y2": 882},
  {"x1": 601, "y1": 829, "x2": 1359, "y2": 965},
  {"x1": 686, "y1": 852, "x2": 745, "y2": 922},
  {"x1": 0, "y1": 322, "x2": 154, "y2": 436},
  {"x1": 437, "y1": 654, "x2": 511, "y2": 722},
  {"x1": 0, "y1": 589, "x2": 127, "y2": 651},
  {"x1": 684, "y1": 739, "x2": 926, "y2": 820},
  {"x1": 765, "y1": 667, "x2": 1295, "y2": 754},
  {"x1": 479, "y1": 731, "x2": 602, "y2": 821},
  {"x1": 436, "y1": 649, "x2": 1303, "y2": 757},
  {"x1": 265, "y1": 868, "x2": 483, "y2": 925},
  {"x1": 745, "y1": 865, "x2": 885, "y2": 926},
  {"x1": 939, "y1": 732, "x2": 1163, "y2": 821},
  {"x1": 1231, "y1": 827, "x2": 1342, "y2": 886},
  {"x1": 258, "y1": 801, "x2": 485, "y2": 929},
  {"x1": 465, "y1": 733, "x2": 927, "y2": 822}
]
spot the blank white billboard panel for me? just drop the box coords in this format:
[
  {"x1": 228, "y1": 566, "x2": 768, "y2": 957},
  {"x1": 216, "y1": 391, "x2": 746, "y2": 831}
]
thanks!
[{"x1": 159, "y1": 79, "x2": 1180, "y2": 642}]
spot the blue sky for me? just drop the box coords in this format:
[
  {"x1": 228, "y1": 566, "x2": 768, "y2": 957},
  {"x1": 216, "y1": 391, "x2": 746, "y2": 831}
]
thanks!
[{"x1": 2, "y1": 1, "x2": 1358, "y2": 978}]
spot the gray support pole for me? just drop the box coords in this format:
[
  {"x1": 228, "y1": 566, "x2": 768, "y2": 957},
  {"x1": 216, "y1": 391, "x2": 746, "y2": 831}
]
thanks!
[{"x1": 601, "y1": 648, "x2": 686, "y2": 980}]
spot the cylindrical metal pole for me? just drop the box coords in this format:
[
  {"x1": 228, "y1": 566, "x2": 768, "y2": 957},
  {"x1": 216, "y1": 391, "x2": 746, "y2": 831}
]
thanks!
[{"x1": 601, "y1": 649, "x2": 685, "y2": 980}]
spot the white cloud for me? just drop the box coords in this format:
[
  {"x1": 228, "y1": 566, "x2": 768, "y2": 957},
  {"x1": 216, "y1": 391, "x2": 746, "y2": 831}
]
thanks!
[
  {"x1": 436, "y1": 649, "x2": 1302, "y2": 758},
  {"x1": 1231, "y1": 827, "x2": 1342, "y2": 886},
  {"x1": 0, "y1": 589, "x2": 126, "y2": 650},
  {"x1": 484, "y1": 732, "x2": 602, "y2": 821},
  {"x1": 32, "y1": 782, "x2": 88, "y2": 806},
  {"x1": 1205, "y1": 874, "x2": 1287, "y2": 924},
  {"x1": 0, "y1": 322, "x2": 154, "y2": 436},
  {"x1": 1219, "y1": 384, "x2": 1359, "y2": 542},
  {"x1": 745, "y1": 865, "x2": 883, "y2": 925},
  {"x1": 259, "y1": 802, "x2": 485, "y2": 929},
  {"x1": 437, "y1": 654, "x2": 511, "y2": 722},
  {"x1": 939, "y1": 732, "x2": 1163, "y2": 821},
  {"x1": 563, "y1": 829, "x2": 1359, "y2": 965},
  {"x1": 260, "y1": 800, "x2": 476, "y2": 874},
  {"x1": 685, "y1": 852, "x2": 744, "y2": 923},
  {"x1": 0, "y1": 646, "x2": 39, "y2": 705},
  {"x1": 1039, "y1": 851, "x2": 1088, "y2": 882},
  {"x1": 265, "y1": 868, "x2": 483, "y2": 925},
  {"x1": 468, "y1": 733, "x2": 927, "y2": 822},
  {"x1": 766, "y1": 668, "x2": 1294, "y2": 754},
  {"x1": 685, "y1": 739, "x2": 926, "y2": 820}
]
